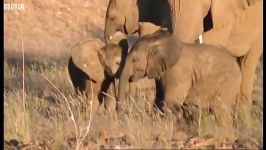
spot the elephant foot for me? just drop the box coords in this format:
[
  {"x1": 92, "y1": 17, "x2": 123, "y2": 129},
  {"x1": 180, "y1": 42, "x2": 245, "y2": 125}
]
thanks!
[
  {"x1": 96, "y1": 103, "x2": 106, "y2": 115},
  {"x1": 104, "y1": 97, "x2": 116, "y2": 112},
  {"x1": 211, "y1": 107, "x2": 237, "y2": 142},
  {"x1": 104, "y1": 109, "x2": 119, "y2": 121},
  {"x1": 181, "y1": 102, "x2": 201, "y2": 136},
  {"x1": 233, "y1": 99, "x2": 253, "y2": 137},
  {"x1": 116, "y1": 102, "x2": 123, "y2": 114}
]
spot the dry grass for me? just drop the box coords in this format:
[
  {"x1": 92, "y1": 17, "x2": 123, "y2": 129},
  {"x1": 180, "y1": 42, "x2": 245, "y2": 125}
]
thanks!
[{"x1": 4, "y1": 52, "x2": 263, "y2": 149}]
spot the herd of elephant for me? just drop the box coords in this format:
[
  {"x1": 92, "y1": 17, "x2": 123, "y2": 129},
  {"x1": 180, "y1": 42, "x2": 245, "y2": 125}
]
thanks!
[{"x1": 68, "y1": 0, "x2": 262, "y2": 139}]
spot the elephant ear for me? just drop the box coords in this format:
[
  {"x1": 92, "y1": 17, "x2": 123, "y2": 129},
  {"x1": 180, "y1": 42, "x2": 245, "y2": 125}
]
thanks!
[
  {"x1": 146, "y1": 39, "x2": 182, "y2": 79},
  {"x1": 70, "y1": 39, "x2": 105, "y2": 82},
  {"x1": 124, "y1": 0, "x2": 139, "y2": 35},
  {"x1": 138, "y1": 22, "x2": 162, "y2": 37}
]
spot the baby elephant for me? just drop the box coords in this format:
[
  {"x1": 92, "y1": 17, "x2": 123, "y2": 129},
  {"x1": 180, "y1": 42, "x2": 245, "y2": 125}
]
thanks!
[
  {"x1": 68, "y1": 32, "x2": 128, "y2": 112},
  {"x1": 118, "y1": 30, "x2": 241, "y2": 138}
]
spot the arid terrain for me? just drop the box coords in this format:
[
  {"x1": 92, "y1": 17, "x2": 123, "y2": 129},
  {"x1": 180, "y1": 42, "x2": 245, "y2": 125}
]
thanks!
[{"x1": 4, "y1": 0, "x2": 263, "y2": 149}]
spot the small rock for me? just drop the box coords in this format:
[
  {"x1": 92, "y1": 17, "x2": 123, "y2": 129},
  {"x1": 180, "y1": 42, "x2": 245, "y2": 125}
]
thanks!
[
  {"x1": 121, "y1": 135, "x2": 131, "y2": 145},
  {"x1": 98, "y1": 129, "x2": 108, "y2": 142}
]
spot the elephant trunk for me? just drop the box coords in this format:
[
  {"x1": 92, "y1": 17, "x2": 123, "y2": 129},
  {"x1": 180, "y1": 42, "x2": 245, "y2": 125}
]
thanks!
[{"x1": 117, "y1": 59, "x2": 132, "y2": 109}]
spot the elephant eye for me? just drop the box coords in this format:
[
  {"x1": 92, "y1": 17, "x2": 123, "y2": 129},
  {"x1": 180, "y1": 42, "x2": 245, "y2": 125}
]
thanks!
[
  {"x1": 132, "y1": 57, "x2": 138, "y2": 63},
  {"x1": 115, "y1": 57, "x2": 121, "y2": 65},
  {"x1": 110, "y1": 17, "x2": 116, "y2": 21}
]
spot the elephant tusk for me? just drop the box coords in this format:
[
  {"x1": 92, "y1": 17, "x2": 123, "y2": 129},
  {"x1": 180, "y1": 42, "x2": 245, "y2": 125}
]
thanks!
[
  {"x1": 109, "y1": 36, "x2": 113, "y2": 40},
  {"x1": 199, "y1": 34, "x2": 203, "y2": 44}
]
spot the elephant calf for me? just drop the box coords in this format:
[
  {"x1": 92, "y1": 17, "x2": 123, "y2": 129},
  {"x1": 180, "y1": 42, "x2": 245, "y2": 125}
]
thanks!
[
  {"x1": 118, "y1": 30, "x2": 242, "y2": 139},
  {"x1": 68, "y1": 32, "x2": 128, "y2": 112}
]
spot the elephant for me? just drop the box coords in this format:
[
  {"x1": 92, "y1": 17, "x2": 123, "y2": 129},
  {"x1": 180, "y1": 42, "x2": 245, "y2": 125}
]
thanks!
[
  {"x1": 202, "y1": 1, "x2": 262, "y2": 106},
  {"x1": 104, "y1": 0, "x2": 171, "y2": 43},
  {"x1": 118, "y1": 30, "x2": 241, "y2": 139},
  {"x1": 104, "y1": 0, "x2": 262, "y2": 106},
  {"x1": 68, "y1": 32, "x2": 128, "y2": 111}
]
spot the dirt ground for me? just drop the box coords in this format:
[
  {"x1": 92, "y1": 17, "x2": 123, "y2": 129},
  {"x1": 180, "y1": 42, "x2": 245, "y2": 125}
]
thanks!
[{"x1": 4, "y1": 0, "x2": 263, "y2": 149}]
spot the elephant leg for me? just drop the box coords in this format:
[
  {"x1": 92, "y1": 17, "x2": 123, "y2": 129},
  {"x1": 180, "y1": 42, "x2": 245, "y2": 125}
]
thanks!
[
  {"x1": 154, "y1": 79, "x2": 165, "y2": 112},
  {"x1": 234, "y1": 36, "x2": 262, "y2": 136},
  {"x1": 103, "y1": 87, "x2": 116, "y2": 112},
  {"x1": 163, "y1": 76, "x2": 192, "y2": 116},
  {"x1": 105, "y1": 80, "x2": 118, "y2": 112},
  {"x1": 181, "y1": 100, "x2": 201, "y2": 136},
  {"x1": 210, "y1": 101, "x2": 236, "y2": 141},
  {"x1": 239, "y1": 36, "x2": 262, "y2": 104},
  {"x1": 164, "y1": 89, "x2": 187, "y2": 116},
  {"x1": 98, "y1": 78, "x2": 116, "y2": 112}
]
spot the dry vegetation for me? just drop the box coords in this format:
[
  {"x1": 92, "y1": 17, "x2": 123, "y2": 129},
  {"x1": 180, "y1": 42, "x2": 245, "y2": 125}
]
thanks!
[{"x1": 4, "y1": 0, "x2": 263, "y2": 149}]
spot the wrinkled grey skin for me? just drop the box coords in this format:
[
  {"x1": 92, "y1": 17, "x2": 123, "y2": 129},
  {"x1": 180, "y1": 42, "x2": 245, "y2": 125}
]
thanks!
[{"x1": 118, "y1": 30, "x2": 241, "y2": 139}]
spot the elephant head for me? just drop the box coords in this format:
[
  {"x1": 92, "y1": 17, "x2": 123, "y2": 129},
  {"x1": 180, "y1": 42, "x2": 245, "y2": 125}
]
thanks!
[
  {"x1": 118, "y1": 30, "x2": 182, "y2": 102},
  {"x1": 98, "y1": 39, "x2": 128, "y2": 78},
  {"x1": 104, "y1": 0, "x2": 139, "y2": 43},
  {"x1": 130, "y1": 30, "x2": 182, "y2": 81}
]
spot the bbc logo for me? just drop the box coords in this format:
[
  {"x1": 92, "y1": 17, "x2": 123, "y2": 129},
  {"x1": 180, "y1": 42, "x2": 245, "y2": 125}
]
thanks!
[{"x1": 4, "y1": 3, "x2": 25, "y2": 11}]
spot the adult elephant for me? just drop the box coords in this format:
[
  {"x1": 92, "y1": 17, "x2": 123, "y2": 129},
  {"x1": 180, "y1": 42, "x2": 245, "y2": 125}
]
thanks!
[
  {"x1": 202, "y1": 1, "x2": 262, "y2": 105},
  {"x1": 104, "y1": 0, "x2": 262, "y2": 104}
]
